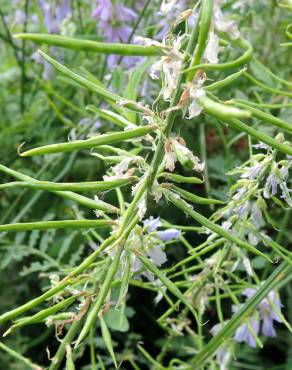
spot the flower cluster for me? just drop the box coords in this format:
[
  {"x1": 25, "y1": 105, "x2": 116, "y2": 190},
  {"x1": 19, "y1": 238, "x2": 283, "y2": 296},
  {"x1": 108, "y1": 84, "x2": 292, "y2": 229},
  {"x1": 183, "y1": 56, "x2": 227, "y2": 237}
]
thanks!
[
  {"x1": 39, "y1": 0, "x2": 73, "y2": 34},
  {"x1": 92, "y1": 0, "x2": 138, "y2": 68},
  {"x1": 107, "y1": 216, "x2": 180, "y2": 281},
  {"x1": 234, "y1": 288, "x2": 283, "y2": 347}
]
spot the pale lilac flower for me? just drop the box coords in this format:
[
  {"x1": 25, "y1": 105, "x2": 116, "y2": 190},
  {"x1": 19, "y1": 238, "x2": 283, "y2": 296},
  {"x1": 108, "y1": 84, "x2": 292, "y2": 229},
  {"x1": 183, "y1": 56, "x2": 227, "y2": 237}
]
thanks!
[
  {"x1": 115, "y1": 4, "x2": 136, "y2": 22},
  {"x1": 233, "y1": 311, "x2": 260, "y2": 348},
  {"x1": 232, "y1": 186, "x2": 247, "y2": 201},
  {"x1": 210, "y1": 324, "x2": 233, "y2": 370},
  {"x1": 147, "y1": 245, "x2": 167, "y2": 266},
  {"x1": 259, "y1": 291, "x2": 283, "y2": 337},
  {"x1": 253, "y1": 142, "x2": 270, "y2": 150},
  {"x1": 56, "y1": 0, "x2": 71, "y2": 23},
  {"x1": 263, "y1": 163, "x2": 292, "y2": 205},
  {"x1": 251, "y1": 202, "x2": 264, "y2": 227},
  {"x1": 143, "y1": 217, "x2": 161, "y2": 232},
  {"x1": 238, "y1": 201, "x2": 249, "y2": 218},
  {"x1": 92, "y1": 0, "x2": 112, "y2": 22},
  {"x1": 264, "y1": 173, "x2": 279, "y2": 198},
  {"x1": 156, "y1": 229, "x2": 181, "y2": 241},
  {"x1": 39, "y1": 0, "x2": 72, "y2": 34},
  {"x1": 242, "y1": 288, "x2": 283, "y2": 338},
  {"x1": 92, "y1": 0, "x2": 138, "y2": 69},
  {"x1": 241, "y1": 163, "x2": 264, "y2": 180},
  {"x1": 248, "y1": 233, "x2": 259, "y2": 246}
]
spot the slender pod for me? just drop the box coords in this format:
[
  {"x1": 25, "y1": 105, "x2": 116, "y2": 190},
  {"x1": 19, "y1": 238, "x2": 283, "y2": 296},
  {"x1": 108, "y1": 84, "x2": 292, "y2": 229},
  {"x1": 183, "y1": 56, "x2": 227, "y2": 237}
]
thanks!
[
  {"x1": 0, "y1": 164, "x2": 118, "y2": 212},
  {"x1": 205, "y1": 68, "x2": 247, "y2": 91},
  {"x1": 74, "y1": 246, "x2": 123, "y2": 347},
  {"x1": 0, "y1": 220, "x2": 116, "y2": 232},
  {"x1": 0, "y1": 177, "x2": 137, "y2": 192},
  {"x1": 20, "y1": 125, "x2": 157, "y2": 156},
  {"x1": 234, "y1": 99, "x2": 292, "y2": 109},
  {"x1": 197, "y1": 95, "x2": 252, "y2": 119},
  {"x1": 4, "y1": 296, "x2": 78, "y2": 336},
  {"x1": 0, "y1": 280, "x2": 74, "y2": 324},
  {"x1": 38, "y1": 50, "x2": 147, "y2": 112},
  {"x1": 188, "y1": 0, "x2": 214, "y2": 81},
  {"x1": 184, "y1": 38, "x2": 253, "y2": 73},
  {"x1": 197, "y1": 98, "x2": 292, "y2": 155},
  {"x1": 14, "y1": 33, "x2": 166, "y2": 56},
  {"x1": 139, "y1": 254, "x2": 199, "y2": 321},
  {"x1": 100, "y1": 316, "x2": 118, "y2": 368},
  {"x1": 233, "y1": 101, "x2": 292, "y2": 133},
  {"x1": 0, "y1": 342, "x2": 42, "y2": 370},
  {"x1": 158, "y1": 172, "x2": 203, "y2": 184},
  {"x1": 244, "y1": 72, "x2": 292, "y2": 98},
  {"x1": 171, "y1": 185, "x2": 224, "y2": 205},
  {"x1": 86, "y1": 106, "x2": 135, "y2": 128},
  {"x1": 229, "y1": 118, "x2": 292, "y2": 156}
]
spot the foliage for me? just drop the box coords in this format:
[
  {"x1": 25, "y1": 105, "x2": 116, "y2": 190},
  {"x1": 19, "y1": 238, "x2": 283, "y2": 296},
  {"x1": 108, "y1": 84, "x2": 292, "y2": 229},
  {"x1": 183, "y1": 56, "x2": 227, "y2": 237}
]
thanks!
[{"x1": 0, "y1": 1, "x2": 291, "y2": 369}]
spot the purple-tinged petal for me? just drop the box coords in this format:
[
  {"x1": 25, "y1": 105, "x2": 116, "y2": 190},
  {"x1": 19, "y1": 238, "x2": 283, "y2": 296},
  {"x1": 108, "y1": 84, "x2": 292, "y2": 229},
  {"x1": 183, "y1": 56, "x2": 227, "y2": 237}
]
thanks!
[
  {"x1": 115, "y1": 4, "x2": 136, "y2": 21},
  {"x1": 242, "y1": 288, "x2": 256, "y2": 298},
  {"x1": 92, "y1": 0, "x2": 112, "y2": 21},
  {"x1": 147, "y1": 245, "x2": 167, "y2": 266},
  {"x1": 144, "y1": 217, "x2": 161, "y2": 232},
  {"x1": 262, "y1": 316, "x2": 276, "y2": 337},
  {"x1": 156, "y1": 229, "x2": 181, "y2": 241}
]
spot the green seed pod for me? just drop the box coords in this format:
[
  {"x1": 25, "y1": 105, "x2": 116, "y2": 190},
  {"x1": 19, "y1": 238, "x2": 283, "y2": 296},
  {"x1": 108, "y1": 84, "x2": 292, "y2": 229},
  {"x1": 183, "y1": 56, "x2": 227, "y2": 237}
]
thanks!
[
  {"x1": 15, "y1": 33, "x2": 166, "y2": 56},
  {"x1": 197, "y1": 96, "x2": 252, "y2": 120},
  {"x1": 171, "y1": 185, "x2": 224, "y2": 205},
  {"x1": 159, "y1": 172, "x2": 203, "y2": 184},
  {"x1": 0, "y1": 220, "x2": 116, "y2": 232},
  {"x1": 100, "y1": 316, "x2": 118, "y2": 368},
  {"x1": 20, "y1": 125, "x2": 157, "y2": 156}
]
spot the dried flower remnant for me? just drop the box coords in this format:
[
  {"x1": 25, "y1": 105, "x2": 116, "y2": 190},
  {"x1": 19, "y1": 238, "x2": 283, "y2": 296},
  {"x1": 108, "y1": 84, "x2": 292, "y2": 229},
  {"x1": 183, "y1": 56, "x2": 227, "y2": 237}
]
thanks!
[
  {"x1": 150, "y1": 35, "x2": 184, "y2": 100},
  {"x1": 164, "y1": 137, "x2": 205, "y2": 172},
  {"x1": 202, "y1": 0, "x2": 240, "y2": 64}
]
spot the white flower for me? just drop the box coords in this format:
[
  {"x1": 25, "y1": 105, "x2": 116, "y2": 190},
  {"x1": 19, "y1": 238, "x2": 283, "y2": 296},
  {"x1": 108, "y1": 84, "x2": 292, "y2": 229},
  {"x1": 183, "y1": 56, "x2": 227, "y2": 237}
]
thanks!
[
  {"x1": 138, "y1": 197, "x2": 147, "y2": 220},
  {"x1": 150, "y1": 36, "x2": 183, "y2": 101},
  {"x1": 146, "y1": 244, "x2": 167, "y2": 266},
  {"x1": 214, "y1": 4, "x2": 240, "y2": 39},
  {"x1": 203, "y1": 32, "x2": 220, "y2": 64},
  {"x1": 160, "y1": 0, "x2": 177, "y2": 14},
  {"x1": 187, "y1": 86, "x2": 206, "y2": 118},
  {"x1": 151, "y1": 180, "x2": 163, "y2": 203},
  {"x1": 241, "y1": 163, "x2": 264, "y2": 180},
  {"x1": 242, "y1": 256, "x2": 253, "y2": 276}
]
